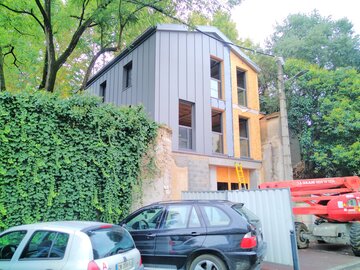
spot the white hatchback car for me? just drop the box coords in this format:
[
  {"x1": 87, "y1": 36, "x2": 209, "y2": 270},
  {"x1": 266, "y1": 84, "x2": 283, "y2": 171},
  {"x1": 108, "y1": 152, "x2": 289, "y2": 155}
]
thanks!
[{"x1": 0, "y1": 221, "x2": 143, "y2": 270}]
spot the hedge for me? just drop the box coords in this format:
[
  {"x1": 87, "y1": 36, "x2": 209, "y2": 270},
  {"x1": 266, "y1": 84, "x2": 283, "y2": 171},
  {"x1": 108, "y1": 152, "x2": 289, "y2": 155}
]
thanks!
[{"x1": 0, "y1": 91, "x2": 158, "y2": 230}]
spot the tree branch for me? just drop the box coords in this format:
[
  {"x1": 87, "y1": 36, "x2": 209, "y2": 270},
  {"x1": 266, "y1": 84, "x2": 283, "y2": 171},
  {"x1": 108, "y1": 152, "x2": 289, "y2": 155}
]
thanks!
[
  {"x1": 4, "y1": 46, "x2": 21, "y2": 68},
  {"x1": 0, "y1": 3, "x2": 45, "y2": 31},
  {"x1": 78, "y1": 46, "x2": 119, "y2": 92}
]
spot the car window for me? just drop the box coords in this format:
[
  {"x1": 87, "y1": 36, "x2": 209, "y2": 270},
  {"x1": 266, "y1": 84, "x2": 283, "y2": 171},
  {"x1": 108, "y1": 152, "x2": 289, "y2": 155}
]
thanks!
[
  {"x1": 203, "y1": 206, "x2": 230, "y2": 227},
  {"x1": 124, "y1": 207, "x2": 164, "y2": 231},
  {"x1": 164, "y1": 205, "x2": 191, "y2": 229},
  {"x1": 188, "y1": 207, "x2": 201, "y2": 228},
  {"x1": 232, "y1": 204, "x2": 260, "y2": 226},
  {"x1": 20, "y1": 231, "x2": 69, "y2": 260},
  {"x1": 0, "y1": 230, "x2": 27, "y2": 260},
  {"x1": 87, "y1": 226, "x2": 134, "y2": 259}
]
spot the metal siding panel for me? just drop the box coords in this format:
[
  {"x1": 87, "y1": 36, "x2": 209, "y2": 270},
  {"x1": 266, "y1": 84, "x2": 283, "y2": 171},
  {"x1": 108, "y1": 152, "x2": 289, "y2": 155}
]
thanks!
[
  {"x1": 209, "y1": 37, "x2": 217, "y2": 56},
  {"x1": 132, "y1": 49, "x2": 138, "y2": 105},
  {"x1": 154, "y1": 32, "x2": 161, "y2": 121},
  {"x1": 137, "y1": 43, "x2": 144, "y2": 105},
  {"x1": 113, "y1": 64, "x2": 119, "y2": 105},
  {"x1": 223, "y1": 47, "x2": 234, "y2": 157},
  {"x1": 194, "y1": 34, "x2": 203, "y2": 153},
  {"x1": 169, "y1": 32, "x2": 179, "y2": 150},
  {"x1": 182, "y1": 189, "x2": 295, "y2": 266},
  {"x1": 147, "y1": 34, "x2": 156, "y2": 120},
  {"x1": 202, "y1": 35, "x2": 212, "y2": 155},
  {"x1": 178, "y1": 33, "x2": 187, "y2": 100},
  {"x1": 110, "y1": 65, "x2": 115, "y2": 104},
  {"x1": 186, "y1": 33, "x2": 195, "y2": 102},
  {"x1": 216, "y1": 40, "x2": 224, "y2": 59},
  {"x1": 158, "y1": 32, "x2": 170, "y2": 125}
]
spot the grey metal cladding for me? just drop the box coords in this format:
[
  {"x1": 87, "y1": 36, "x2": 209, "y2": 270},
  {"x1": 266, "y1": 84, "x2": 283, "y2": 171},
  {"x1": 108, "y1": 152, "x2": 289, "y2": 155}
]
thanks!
[
  {"x1": 155, "y1": 29, "x2": 233, "y2": 155},
  {"x1": 86, "y1": 34, "x2": 156, "y2": 119}
]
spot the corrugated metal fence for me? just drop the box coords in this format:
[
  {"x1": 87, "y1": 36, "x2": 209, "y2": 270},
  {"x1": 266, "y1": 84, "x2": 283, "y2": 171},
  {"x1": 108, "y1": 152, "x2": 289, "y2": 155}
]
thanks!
[{"x1": 182, "y1": 188, "x2": 296, "y2": 266}]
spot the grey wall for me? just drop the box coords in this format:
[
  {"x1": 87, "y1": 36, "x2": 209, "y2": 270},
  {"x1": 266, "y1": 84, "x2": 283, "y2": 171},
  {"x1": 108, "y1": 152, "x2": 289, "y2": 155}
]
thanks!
[
  {"x1": 154, "y1": 30, "x2": 234, "y2": 156},
  {"x1": 87, "y1": 27, "x2": 236, "y2": 157},
  {"x1": 87, "y1": 34, "x2": 157, "y2": 119}
]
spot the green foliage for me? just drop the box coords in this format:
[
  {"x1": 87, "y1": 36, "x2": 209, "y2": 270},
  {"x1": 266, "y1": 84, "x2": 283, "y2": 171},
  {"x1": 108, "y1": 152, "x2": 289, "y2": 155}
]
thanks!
[
  {"x1": 0, "y1": 91, "x2": 158, "y2": 230},
  {"x1": 284, "y1": 59, "x2": 360, "y2": 177},
  {"x1": 268, "y1": 10, "x2": 360, "y2": 70}
]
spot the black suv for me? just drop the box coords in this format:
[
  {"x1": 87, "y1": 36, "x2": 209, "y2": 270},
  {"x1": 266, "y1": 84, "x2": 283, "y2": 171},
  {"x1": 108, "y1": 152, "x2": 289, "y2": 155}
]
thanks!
[{"x1": 120, "y1": 200, "x2": 266, "y2": 270}]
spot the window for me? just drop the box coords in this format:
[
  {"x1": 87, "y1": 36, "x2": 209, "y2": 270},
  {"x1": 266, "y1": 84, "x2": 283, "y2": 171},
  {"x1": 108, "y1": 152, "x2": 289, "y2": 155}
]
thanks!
[
  {"x1": 210, "y1": 59, "x2": 222, "y2": 99},
  {"x1": 0, "y1": 230, "x2": 27, "y2": 260},
  {"x1": 20, "y1": 231, "x2": 69, "y2": 259},
  {"x1": 99, "y1": 81, "x2": 106, "y2": 102},
  {"x1": 203, "y1": 206, "x2": 230, "y2": 227},
  {"x1": 217, "y1": 182, "x2": 228, "y2": 191},
  {"x1": 239, "y1": 118, "x2": 250, "y2": 157},
  {"x1": 123, "y1": 61, "x2": 133, "y2": 89},
  {"x1": 237, "y1": 69, "x2": 247, "y2": 106},
  {"x1": 188, "y1": 207, "x2": 201, "y2": 228},
  {"x1": 179, "y1": 101, "x2": 194, "y2": 150},
  {"x1": 86, "y1": 227, "x2": 134, "y2": 259},
  {"x1": 163, "y1": 205, "x2": 191, "y2": 229},
  {"x1": 124, "y1": 207, "x2": 164, "y2": 231},
  {"x1": 212, "y1": 110, "x2": 223, "y2": 153}
]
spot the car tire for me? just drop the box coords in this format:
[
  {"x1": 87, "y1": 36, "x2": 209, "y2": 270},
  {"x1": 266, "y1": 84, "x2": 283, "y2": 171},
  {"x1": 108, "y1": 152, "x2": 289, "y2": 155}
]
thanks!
[
  {"x1": 189, "y1": 254, "x2": 227, "y2": 270},
  {"x1": 295, "y1": 222, "x2": 309, "y2": 249},
  {"x1": 350, "y1": 222, "x2": 360, "y2": 257}
]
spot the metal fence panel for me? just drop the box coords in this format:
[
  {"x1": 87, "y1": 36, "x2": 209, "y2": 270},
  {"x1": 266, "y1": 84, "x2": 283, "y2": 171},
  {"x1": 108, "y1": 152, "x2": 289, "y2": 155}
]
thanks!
[{"x1": 182, "y1": 188, "x2": 295, "y2": 266}]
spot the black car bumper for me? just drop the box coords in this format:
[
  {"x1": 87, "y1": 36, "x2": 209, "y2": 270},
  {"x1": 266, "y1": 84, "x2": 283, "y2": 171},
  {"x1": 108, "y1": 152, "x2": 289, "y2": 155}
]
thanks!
[{"x1": 225, "y1": 242, "x2": 267, "y2": 270}]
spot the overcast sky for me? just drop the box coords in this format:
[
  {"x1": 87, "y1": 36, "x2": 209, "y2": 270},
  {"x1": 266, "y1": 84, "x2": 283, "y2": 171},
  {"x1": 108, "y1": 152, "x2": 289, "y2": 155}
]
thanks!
[{"x1": 231, "y1": 0, "x2": 360, "y2": 46}]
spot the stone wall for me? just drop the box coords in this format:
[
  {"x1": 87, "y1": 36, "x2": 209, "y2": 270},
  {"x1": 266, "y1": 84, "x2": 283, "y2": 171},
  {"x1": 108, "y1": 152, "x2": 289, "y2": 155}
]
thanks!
[{"x1": 131, "y1": 126, "x2": 188, "y2": 211}]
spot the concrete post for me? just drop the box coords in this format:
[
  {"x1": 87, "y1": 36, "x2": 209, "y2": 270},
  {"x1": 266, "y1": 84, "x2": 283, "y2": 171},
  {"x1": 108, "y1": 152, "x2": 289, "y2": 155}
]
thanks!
[{"x1": 277, "y1": 57, "x2": 293, "y2": 180}]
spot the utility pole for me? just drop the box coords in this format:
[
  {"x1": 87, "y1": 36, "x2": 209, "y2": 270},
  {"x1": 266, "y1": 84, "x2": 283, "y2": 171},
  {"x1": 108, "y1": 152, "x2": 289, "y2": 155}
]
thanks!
[{"x1": 277, "y1": 57, "x2": 293, "y2": 180}]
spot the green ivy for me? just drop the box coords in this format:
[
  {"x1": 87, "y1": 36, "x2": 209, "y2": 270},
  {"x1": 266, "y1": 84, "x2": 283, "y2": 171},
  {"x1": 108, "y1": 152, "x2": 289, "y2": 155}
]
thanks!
[{"x1": 0, "y1": 90, "x2": 158, "y2": 230}]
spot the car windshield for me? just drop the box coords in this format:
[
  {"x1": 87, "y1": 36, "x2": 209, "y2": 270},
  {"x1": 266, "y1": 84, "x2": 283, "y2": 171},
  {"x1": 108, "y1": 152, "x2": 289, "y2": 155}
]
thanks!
[
  {"x1": 87, "y1": 226, "x2": 134, "y2": 259},
  {"x1": 232, "y1": 204, "x2": 260, "y2": 224}
]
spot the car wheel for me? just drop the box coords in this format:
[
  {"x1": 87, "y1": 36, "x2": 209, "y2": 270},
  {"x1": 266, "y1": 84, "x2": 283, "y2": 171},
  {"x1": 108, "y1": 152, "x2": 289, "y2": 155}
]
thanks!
[
  {"x1": 189, "y1": 254, "x2": 227, "y2": 270},
  {"x1": 295, "y1": 222, "x2": 309, "y2": 249},
  {"x1": 350, "y1": 222, "x2": 360, "y2": 257}
]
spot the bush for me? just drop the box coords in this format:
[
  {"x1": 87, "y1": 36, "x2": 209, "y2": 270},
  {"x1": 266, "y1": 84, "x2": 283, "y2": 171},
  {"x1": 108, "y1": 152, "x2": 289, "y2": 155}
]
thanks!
[{"x1": 0, "y1": 91, "x2": 158, "y2": 229}]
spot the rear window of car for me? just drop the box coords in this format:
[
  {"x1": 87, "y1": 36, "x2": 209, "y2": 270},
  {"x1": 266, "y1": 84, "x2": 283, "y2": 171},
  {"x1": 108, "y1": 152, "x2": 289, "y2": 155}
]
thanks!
[
  {"x1": 203, "y1": 205, "x2": 231, "y2": 227},
  {"x1": 232, "y1": 204, "x2": 260, "y2": 224},
  {"x1": 20, "y1": 230, "x2": 69, "y2": 260},
  {"x1": 86, "y1": 226, "x2": 135, "y2": 259}
]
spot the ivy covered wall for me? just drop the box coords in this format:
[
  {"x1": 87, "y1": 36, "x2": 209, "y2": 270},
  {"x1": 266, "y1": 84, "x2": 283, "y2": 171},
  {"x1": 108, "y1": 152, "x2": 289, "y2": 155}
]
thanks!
[{"x1": 0, "y1": 91, "x2": 158, "y2": 229}]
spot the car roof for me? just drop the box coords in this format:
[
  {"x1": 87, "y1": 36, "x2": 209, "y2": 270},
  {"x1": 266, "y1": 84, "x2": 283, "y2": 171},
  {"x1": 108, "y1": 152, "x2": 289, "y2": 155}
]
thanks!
[
  {"x1": 3, "y1": 221, "x2": 110, "y2": 232},
  {"x1": 149, "y1": 200, "x2": 239, "y2": 206}
]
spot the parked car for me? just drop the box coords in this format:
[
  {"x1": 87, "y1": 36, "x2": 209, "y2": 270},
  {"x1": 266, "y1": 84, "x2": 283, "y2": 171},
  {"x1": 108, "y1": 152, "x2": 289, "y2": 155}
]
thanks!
[
  {"x1": 120, "y1": 200, "x2": 266, "y2": 270},
  {"x1": 0, "y1": 221, "x2": 143, "y2": 270}
]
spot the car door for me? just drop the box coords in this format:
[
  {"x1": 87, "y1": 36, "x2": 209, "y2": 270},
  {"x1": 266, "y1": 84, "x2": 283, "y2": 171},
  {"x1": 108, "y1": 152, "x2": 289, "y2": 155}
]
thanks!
[
  {"x1": 121, "y1": 206, "x2": 164, "y2": 265},
  {"x1": 10, "y1": 230, "x2": 70, "y2": 270},
  {"x1": 0, "y1": 230, "x2": 27, "y2": 270},
  {"x1": 154, "y1": 204, "x2": 206, "y2": 269}
]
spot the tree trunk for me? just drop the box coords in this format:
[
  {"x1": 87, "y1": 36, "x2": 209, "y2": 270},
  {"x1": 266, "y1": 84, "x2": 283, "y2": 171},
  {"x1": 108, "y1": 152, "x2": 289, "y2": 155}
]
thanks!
[
  {"x1": 39, "y1": 50, "x2": 48, "y2": 90},
  {"x1": 0, "y1": 47, "x2": 6, "y2": 91}
]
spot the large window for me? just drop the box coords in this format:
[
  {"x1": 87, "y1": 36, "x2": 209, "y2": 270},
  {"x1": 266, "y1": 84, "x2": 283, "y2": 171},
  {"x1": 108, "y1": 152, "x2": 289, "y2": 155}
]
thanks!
[
  {"x1": 239, "y1": 118, "x2": 250, "y2": 157},
  {"x1": 237, "y1": 69, "x2": 247, "y2": 106},
  {"x1": 123, "y1": 61, "x2": 133, "y2": 89},
  {"x1": 212, "y1": 110, "x2": 223, "y2": 153},
  {"x1": 99, "y1": 81, "x2": 106, "y2": 102},
  {"x1": 210, "y1": 59, "x2": 222, "y2": 99},
  {"x1": 179, "y1": 101, "x2": 194, "y2": 150}
]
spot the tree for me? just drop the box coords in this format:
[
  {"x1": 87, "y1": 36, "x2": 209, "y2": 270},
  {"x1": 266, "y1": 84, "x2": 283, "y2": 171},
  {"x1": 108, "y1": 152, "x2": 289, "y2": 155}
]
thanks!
[
  {"x1": 268, "y1": 10, "x2": 360, "y2": 70},
  {"x1": 0, "y1": 0, "x2": 241, "y2": 93},
  {"x1": 284, "y1": 59, "x2": 359, "y2": 177}
]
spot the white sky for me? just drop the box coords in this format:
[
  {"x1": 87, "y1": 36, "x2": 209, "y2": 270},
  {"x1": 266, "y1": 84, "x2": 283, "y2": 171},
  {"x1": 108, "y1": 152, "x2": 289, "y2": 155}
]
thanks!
[{"x1": 231, "y1": 0, "x2": 360, "y2": 46}]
